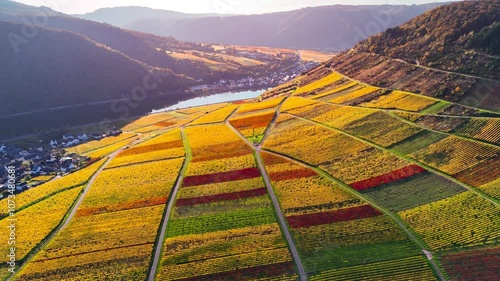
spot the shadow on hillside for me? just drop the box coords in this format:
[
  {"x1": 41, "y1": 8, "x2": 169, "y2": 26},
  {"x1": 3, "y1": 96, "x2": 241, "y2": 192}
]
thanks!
[{"x1": 0, "y1": 91, "x2": 194, "y2": 145}]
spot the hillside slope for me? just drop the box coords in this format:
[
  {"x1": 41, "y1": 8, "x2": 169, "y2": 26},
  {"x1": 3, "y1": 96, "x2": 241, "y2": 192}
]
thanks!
[
  {"x1": 0, "y1": 21, "x2": 190, "y2": 115},
  {"x1": 0, "y1": 3, "x2": 213, "y2": 79},
  {"x1": 0, "y1": 1, "x2": 309, "y2": 86},
  {"x1": 78, "y1": 4, "x2": 446, "y2": 51},
  {"x1": 356, "y1": 0, "x2": 500, "y2": 80},
  {"x1": 2, "y1": 69, "x2": 498, "y2": 281},
  {"x1": 0, "y1": 2, "x2": 498, "y2": 281},
  {"x1": 326, "y1": 1, "x2": 500, "y2": 112},
  {"x1": 0, "y1": 1, "x2": 324, "y2": 138},
  {"x1": 75, "y1": 6, "x2": 212, "y2": 26},
  {"x1": 0, "y1": 0, "x2": 61, "y2": 16}
]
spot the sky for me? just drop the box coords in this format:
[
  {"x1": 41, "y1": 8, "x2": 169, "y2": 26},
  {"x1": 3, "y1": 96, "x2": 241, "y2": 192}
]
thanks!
[{"x1": 14, "y1": 0, "x2": 457, "y2": 15}]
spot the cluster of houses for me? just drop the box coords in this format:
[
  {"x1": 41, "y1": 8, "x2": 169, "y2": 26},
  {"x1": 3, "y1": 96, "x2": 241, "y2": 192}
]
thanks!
[
  {"x1": 192, "y1": 61, "x2": 320, "y2": 93},
  {"x1": 0, "y1": 144, "x2": 85, "y2": 195},
  {"x1": 50, "y1": 128, "x2": 122, "y2": 148},
  {"x1": 0, "y1": 128, "x2": 122, "y2": 196},
  {"x1": 234, "y1": 51, "x2": 277, "y2": 61}
]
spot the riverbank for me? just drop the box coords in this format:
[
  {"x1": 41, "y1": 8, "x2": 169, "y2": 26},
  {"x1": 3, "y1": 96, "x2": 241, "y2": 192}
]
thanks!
[
  {"x1": 153, "y1": 89, "x2": 268, "y2": 113},
  {"x1": 1, "y1": 88, "x2": 268, "y2": 146}
]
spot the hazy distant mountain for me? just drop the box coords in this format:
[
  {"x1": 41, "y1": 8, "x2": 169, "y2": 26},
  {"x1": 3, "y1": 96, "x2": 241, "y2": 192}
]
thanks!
[
  {"x1": 0, "y1": 1, "x2": 309, "y2": 137},
  {"x1": 0, "y1": 3, "x2": 298, "y2": 138},
  {"x1": 0, "y1": 2, "x2": 215, "y2": 79},
  {"x1": 0, "y1": 0, "x2": 62, "y2": 16},
  {"x1": 0, "y1": 1, "x2": 259, "y2": 115},
  {"x1": 0, "y1": 1, "x2": 195, "y2": 130},
  {"x1": 78, "y1": 3, "x2": 448, "y2": 51},
  {"x1": 75, "y1": 6, "x2": 213, "y2": 27}
]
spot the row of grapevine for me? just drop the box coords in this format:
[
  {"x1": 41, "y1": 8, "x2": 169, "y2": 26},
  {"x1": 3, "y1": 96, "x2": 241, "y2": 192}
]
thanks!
[
  {"x1": 156, "y1": 124, "x2": 298, "y2": 280},
  {"x1": 361, "y1": 90, "x2": 438, "y2": 112},
  {"x1": 16, "y1": 130, "x2": 186, "y2": 280},
  {"x1": 0, "y1": 158, "x2": 107, "y2": 213},
  {"x1": 262, "y1": 112, "x2": 500, "y2": 255},
  {"x1": 229, "y1": 109, "x2": 276, "y2": 144},
  {"x1": 107, "y1": 129, "x2": 184, "y2": 168},
  {"x1": 440, "y1": 246, "x2": 500, "y2": 280},
  {"x1": 65, "y1": 132, "x2": 136, "y2": 155},
  {"x1": 189, "y1": 104, "x2": 240, "y2": 126},
  {"x1": 0, "y1": 187, "x2": 84, "y2": 281},
  {"x1": 261, "y1": 152, "x2": 437, "y2": 280},
  {"x1": 453, "y1": 117, "x2": 500, "y2": 144}
]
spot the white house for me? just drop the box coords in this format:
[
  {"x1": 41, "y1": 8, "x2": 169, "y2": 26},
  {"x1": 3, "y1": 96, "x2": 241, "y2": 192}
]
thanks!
[
  {"x1": 16, "y1": 183, "x2": 28, "y2": 192},
  {"x1": 61, "y1": 163, "x2": 76, "y2": 173},
  {"x1": 31, "y1": 166, "x2": 42, "y2": 175},
  {"x1": 50, "y1": 140, "x2": 59, "y2": 148},
  {"x1": 63, "y1": 135, "x2": 75, "y2": 141},
  {"x1": 65, "y1": 139, "x2": 80, "y2": 147},
  {"x1": 78, "y1": 134, "x2": 89, "y2": 141},
  {"x1": 59, "y1": 157, "x2": 73, "y2": 164}
]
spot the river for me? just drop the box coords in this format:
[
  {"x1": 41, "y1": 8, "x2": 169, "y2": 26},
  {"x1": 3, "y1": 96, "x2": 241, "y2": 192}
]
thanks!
[{"x1": 152, "y1": 89, "x2": 267, "y2": 113}]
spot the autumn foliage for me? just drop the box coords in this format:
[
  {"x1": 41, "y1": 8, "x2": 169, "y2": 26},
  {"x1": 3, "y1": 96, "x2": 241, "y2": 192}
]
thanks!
[
  {"x1": 176, "y1": 261, "x2": 295, "y2": 281},
  {"x1": 118, "y1": 140, "x2": 183, "y2": 157},
  {"x1": 183, "y1": 168, "x2": 261, "y2": 187},
  {"x1": 269, "y1": 168, "x2": 318, "y2": 182},
  {"x1": 287, "y1": 205, "x2": 382, "y2": 228},
  {"x1": 176, "y1": 188, "x2": 267, "y2": 206},
  {"x1": 350, "y1": 164, "x2": 426, "y2": 191}
]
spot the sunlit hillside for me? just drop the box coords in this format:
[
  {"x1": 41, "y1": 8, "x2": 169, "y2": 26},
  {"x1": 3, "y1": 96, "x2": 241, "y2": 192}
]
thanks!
[
  {"x1": 1, "y1": 1, "x2": 499, "y2": 281},
  {"x1": 2, "y1": 63, "x2": 498, "y2": 280}
]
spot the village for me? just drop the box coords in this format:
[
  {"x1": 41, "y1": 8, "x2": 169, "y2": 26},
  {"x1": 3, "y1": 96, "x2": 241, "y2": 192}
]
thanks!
[
  {"x1": 190, "y1": 60, "x2": 319, "y2": 93},
  {"x1": 0, "y1": 128, "x2": 122, "y2": 197}
]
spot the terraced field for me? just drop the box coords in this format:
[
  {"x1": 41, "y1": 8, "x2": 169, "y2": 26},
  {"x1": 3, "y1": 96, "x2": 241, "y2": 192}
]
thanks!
[
  {"x1": 14, "y1": 131, "x2": 185, "y2": 280},
  {"x1": 261, "y1": 153, "x2": 436, "y2": 279},
  {"x1": 229, "y1": 110, "x2": 277, "y2": 144},
  {"x1": 360, "y1": 172, "x2": 467, "y2": 211},
  {"x1": 399, "y1": 191, "x2": 499, "y2": 250},
  {"x1": 107, "y1": 129, "x2": 185, "y2": 169},
  {"x1": 441, "y1": 247, "x2": 500, "y2": 280},
  {"x1": 3, "y1": 63, "x2": 498, "y2": 281},
  {"x1": 156, "y1": 124, "x2": 298, "y2": 280},
  {"x1": 361, "y1": 90, "x2": 438, "y2": 112}
]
